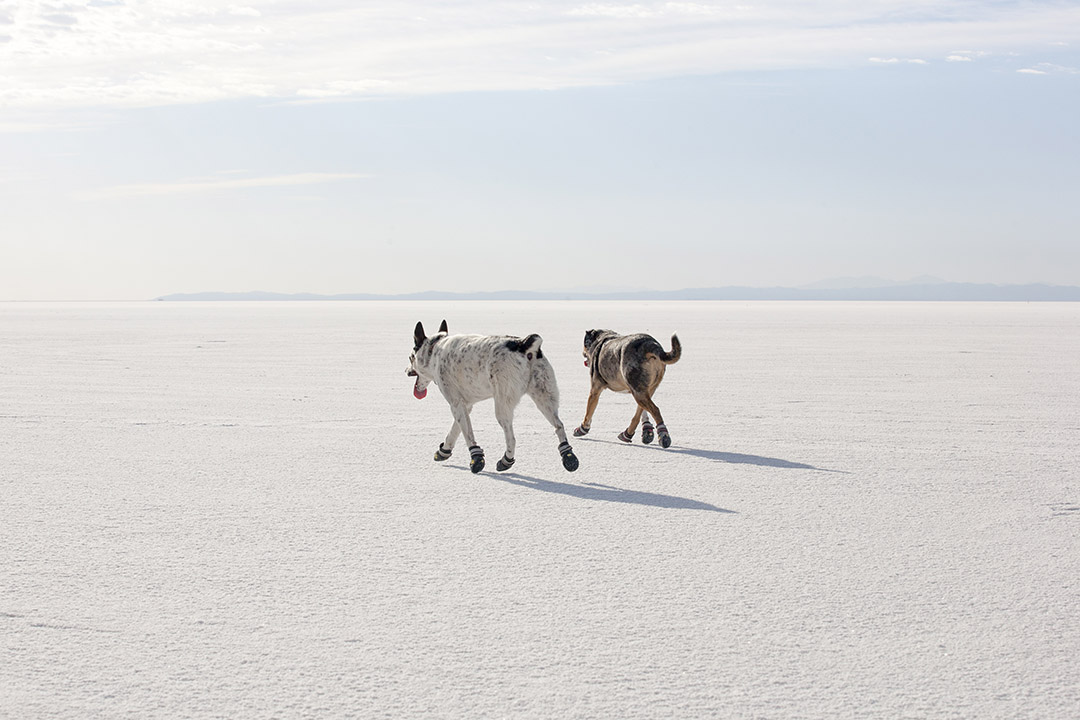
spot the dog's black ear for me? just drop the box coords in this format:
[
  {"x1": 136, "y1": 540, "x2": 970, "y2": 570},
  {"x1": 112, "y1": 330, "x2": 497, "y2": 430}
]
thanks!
[
  {"x1": 414, "y1": 321, "x2": 426, "y2": 349},
  {"x1": 439, "y1": 319, "x2": 448, "y2": 334}
]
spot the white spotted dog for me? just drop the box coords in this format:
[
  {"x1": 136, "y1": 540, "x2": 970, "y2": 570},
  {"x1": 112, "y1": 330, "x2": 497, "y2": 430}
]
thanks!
[
  {"x1": 573, "y1": 329, "x2": 682, "y2": 448},
  {"x1": 407, "y1": 320, "x2": 579, "y2": 474}
]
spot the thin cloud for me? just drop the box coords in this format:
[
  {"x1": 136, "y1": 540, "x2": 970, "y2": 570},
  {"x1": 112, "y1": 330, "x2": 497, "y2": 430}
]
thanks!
[
  {"x1": 569, "y1": 4, "x2": 662, "y2": 19},
  {"x1": 869, "y1": 57, "x2": 928, "y2": 65},
  {"x1": 42, "y1": 13, "x2": 79, "y2": 26},
  {"x1": 3, "y1": 1, "x2": 1079, "y2": 110},
  {"x1": 80, "y1": 172, "x2": 370, "y2": 200},
  {"x1": 0, "y1": 117, "x2": 98, "y2": 133},
  {"x1": 1018, "y1": 62, "x2": 1080, "y2": 75}
]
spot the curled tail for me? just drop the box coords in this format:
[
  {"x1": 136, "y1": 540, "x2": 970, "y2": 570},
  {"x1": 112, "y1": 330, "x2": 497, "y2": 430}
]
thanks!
[{"x1": 659, "y1": 334, "x2": 681, "y2": 364}]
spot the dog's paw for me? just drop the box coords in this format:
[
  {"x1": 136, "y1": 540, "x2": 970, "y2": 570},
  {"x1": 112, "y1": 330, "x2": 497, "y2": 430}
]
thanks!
[
  {"x1": 573, "y1": 425, "x2": 590, "y2": 437},
  {"x1": 641, "y1": 422, "x2": 654, "y2": 445},
  {"x1": 496, "y1": 454, "x2": 515, "y2": 472},
  {"x1": 469, "y1": 445, "x2": 485, "y2": 474},
  {"x1": 434, "y1": 444, "x2": 453, "y2": 462},
  {"x1": 558, "y1": 442, "x2": 579, "y2": 472},
  {"x1": 617, "y1": 430, "x2": 633, "y2": 443},
  {"x1": 657, "y1": 424, "x2": 671, "y2": 448}
]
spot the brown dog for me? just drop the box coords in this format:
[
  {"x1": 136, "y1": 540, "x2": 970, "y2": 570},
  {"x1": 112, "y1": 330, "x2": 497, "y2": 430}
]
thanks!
[{"x1": 573, "y1": 330, "x2": 681, "y2": 447}]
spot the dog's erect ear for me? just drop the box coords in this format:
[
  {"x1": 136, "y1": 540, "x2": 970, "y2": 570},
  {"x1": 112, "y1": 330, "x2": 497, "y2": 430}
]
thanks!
[
  {"x1": 414, "y1": 321, "x2": 426, "y2": 348},
  {"x1": 439, "y1": 319, "x2": 448, "y2": 334}
]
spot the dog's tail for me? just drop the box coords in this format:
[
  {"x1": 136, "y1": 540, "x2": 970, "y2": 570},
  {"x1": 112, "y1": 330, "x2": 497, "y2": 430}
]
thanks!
[
  {"x1": 659, "y1": 334, "x2": 681, "y2": 364},
  {"x1": 509, "y1": 333, "x2": 544, "y2": 360}
]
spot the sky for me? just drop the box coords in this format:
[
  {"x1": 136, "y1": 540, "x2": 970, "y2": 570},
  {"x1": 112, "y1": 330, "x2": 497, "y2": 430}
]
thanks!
[{"x1": 2, "y1": 0, "x2": 1079, "y2": 300}]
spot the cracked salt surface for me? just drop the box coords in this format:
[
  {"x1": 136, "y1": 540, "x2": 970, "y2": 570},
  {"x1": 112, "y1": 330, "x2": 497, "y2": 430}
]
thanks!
[{"x1": 2, "y1": 301, "x2": 1078, "y2": 718}]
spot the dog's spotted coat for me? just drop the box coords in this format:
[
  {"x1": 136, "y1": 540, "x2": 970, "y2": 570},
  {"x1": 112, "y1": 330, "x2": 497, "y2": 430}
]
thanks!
[{"x1": 408, "y1": 320, "x2": 578, "y2": 473}]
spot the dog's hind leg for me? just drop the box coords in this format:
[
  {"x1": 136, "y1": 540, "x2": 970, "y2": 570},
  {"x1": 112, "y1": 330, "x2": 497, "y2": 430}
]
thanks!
[
  {"x1": 631, "y1": 391, "x2": 670, "y2": 448},
  {"x1": 528, "y1": 389, "x2": 579, "y2": 472}
]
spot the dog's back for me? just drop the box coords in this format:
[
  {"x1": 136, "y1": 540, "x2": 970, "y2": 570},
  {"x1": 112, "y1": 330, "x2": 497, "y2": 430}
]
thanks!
[
  {"x1": 431, "y1": 333, "x2": 555, "y2": 404},
  {"x1": 610, "y1": 333, "x2": 680, "y2": 365}
]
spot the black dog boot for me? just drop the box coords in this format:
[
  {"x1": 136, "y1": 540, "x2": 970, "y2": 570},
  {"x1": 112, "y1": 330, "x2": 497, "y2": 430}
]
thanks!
[
  {"x1": 469, "y1": 445, "x2": 485, "y2": 474},
  {"x1": 496, "y1": 453, "x2": 515, "y2": 472},
  {"x1": 656, "y1": 423, "x2": 671, "y2": 449},
  {"x1": 434, "y1": 444, "x2": 453, "y2": 462},
  {"x1": 617, "y1": 429, "x2": 633, "y2": 443},
  {"x1": 641, "y1": 420, "x2": 655, "y2": 445},
  {"x1": 573, "y1": 424, "x2": 590, "y2": 437},
  {"x1": 558, "y1": 442, "x2": 579, "y2": 472}
]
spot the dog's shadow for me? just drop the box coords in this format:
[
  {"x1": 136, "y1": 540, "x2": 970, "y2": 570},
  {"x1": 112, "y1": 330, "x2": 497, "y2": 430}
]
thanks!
[
  {"x1": 493, "y1": 471, "x2": 735, "y2": 513},
  {"x1": 587, "y1": 438, "x2": 846, "y2": 473},
  {"x1": 671, "y1": 446, "x2": 845, "y2": 472}
]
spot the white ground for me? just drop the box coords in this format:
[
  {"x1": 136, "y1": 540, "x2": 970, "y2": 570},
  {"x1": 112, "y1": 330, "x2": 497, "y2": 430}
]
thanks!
[{"x1": 2, "y1": 301, "x2": 1078, "y2": 719}]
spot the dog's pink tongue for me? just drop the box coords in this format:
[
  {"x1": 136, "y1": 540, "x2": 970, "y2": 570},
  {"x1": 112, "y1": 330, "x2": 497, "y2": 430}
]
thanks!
[{"x1": 413, "y1": 380, "x2": 427, "y2": 400}]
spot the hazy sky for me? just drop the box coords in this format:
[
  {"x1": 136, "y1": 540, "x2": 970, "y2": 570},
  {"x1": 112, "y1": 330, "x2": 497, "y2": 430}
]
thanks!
[{"x1": 2, "y1": 0, "x2": 1078, "y2": 300}]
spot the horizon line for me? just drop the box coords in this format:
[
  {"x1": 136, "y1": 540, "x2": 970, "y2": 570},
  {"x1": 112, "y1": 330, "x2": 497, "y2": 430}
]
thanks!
[{"x1": 6, "y1": 280, "x2": 1080, "y2": 304}]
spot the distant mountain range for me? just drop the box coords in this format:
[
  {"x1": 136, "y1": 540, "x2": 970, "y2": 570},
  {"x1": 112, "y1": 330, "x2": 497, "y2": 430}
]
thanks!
[{"x1": 156, "y1": 282, "x2": 1080, "y2": 302}]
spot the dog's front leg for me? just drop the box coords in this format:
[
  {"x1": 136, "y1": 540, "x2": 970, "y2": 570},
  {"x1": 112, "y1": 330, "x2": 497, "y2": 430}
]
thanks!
[
  {"x1": 435, "y1": 420, "x2": 461, "y2": 462},
  {"x1": 494, "y1": 395, "x2": 517, "y2": 472},
  {"x1": 574, "y1": 384, "x2": 604, "y2": 437},
  {"x1": 449, "y1": 403, "x2": 485, "y2": 473},
  {"x1": 640, "y1": 412, "x2": 655, "y2": 445},
  {"x1": 619, "y1": 405, "x2": 645, "y2": 443}
]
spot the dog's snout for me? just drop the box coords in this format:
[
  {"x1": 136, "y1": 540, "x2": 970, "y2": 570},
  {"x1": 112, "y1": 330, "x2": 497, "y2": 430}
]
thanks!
[{"x1": 407, "y1": 369, "x2": 418, "y2": 377}]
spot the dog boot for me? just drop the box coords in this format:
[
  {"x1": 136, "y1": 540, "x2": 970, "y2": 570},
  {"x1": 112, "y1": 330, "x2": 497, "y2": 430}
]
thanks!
[
  {"x1": 656, "y1": 423, "x2": 671, "y2": 448},
  {"x1": 641, "y1": 420, "x2": 655, "y2": 445},
  {"x1": 469, "y1": 445, "x2": 486, "y2": 474},
  {"x1": 573, "y1": 424, "x2": 590, "y2": 437},
  {"x1": 496, "y1": 453, "x2": 515, "y2": 472},
  {"x1": 618, "y1": 430, "x2": 634, "y2": 443},
  {"x1": 434, "y1": 444, "x2": 453, "y2": 462},
  {"x1": 559, "y1": 442, "x2": 579, "y2": 472}
]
